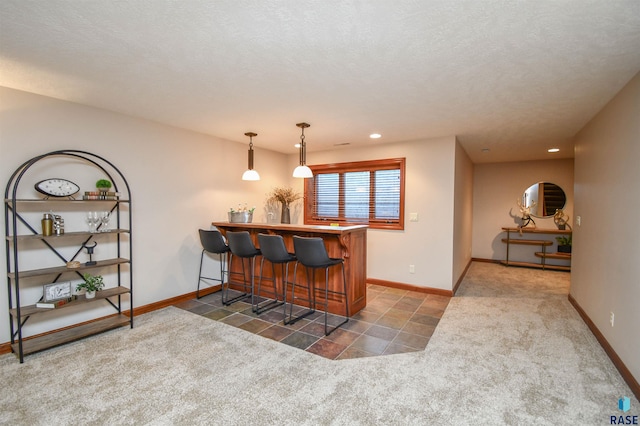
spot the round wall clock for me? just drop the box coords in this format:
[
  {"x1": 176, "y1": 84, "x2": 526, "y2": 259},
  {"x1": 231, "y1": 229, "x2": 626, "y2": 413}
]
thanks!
[{"x1": 34, "y1": 178, "x2": 80, "y2": 198}]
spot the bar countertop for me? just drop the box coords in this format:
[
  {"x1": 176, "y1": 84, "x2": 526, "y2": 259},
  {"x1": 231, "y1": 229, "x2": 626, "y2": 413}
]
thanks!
[{"x1": 211, "y1": 222, "x2": 368, "y2": 234}]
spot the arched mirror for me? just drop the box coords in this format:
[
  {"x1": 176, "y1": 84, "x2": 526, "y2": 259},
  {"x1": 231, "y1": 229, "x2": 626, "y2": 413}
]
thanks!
[{"x1": 522, "y1": 182, "x2": 567, "y2": 218}]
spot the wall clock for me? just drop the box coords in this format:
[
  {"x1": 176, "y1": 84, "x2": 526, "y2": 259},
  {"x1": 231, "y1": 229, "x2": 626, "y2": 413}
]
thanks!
[{"x1": 34, "y1": 178, "x2": 80, "y2": 198}]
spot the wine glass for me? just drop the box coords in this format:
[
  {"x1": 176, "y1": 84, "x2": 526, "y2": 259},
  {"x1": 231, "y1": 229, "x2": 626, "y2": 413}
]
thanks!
[
  {"x1": 93, "y1": 211, "x2": 100, "y2": 233},
  {"x1": 100, "y1": 211, "x2": 111, "y2": 232},
  {"x1": 85, "y1": 212, "x2": 99, "y2": 234}
]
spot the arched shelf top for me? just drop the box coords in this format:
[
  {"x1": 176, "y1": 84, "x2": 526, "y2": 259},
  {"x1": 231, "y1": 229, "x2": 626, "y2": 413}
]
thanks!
[{"x1": 4, "y1": 150, "x2": 132, "y2": 203}]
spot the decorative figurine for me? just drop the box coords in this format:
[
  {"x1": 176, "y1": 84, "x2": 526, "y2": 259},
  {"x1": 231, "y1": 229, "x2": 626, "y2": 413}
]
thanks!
[
  {"x1": 83, "y1": 242, "x2": 97, "y2": 266},
  {"x1": 516, "y1": 198, "x2": 536, "y2": 233},
  {"x1": 554, "y1": 209, "x2": 571, "y2": 230}
]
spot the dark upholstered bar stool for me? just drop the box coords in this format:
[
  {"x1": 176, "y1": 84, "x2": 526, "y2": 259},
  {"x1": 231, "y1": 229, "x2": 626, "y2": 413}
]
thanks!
[
  {"x1": 292, "y1": 235, "x2": 349, "y2": 335},
  {"x1": 196, "y1": 229, "x2": 230, "y2": 299},
  {"x1": 225, "y1": 231, "x2": 261, "y2": 307},
  {"x1": 256, "y1": 233, "x2": 295, "y2": 315}
]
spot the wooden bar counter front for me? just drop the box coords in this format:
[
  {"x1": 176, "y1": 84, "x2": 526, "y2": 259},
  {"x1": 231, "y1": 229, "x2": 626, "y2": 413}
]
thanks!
[{"x1": 212, "y1": 222, "x2": 368, "y2": 316}]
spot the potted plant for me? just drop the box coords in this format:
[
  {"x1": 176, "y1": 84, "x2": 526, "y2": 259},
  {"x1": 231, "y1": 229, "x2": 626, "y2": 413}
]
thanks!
[
  {"x1": 96, "y1": 179, "x2": 112, "y2": 193},
  {"x1": 267, "y1": 187, "x2": 302, "y2": 224},
  {"x1": 556, "y1": 235, "x2": 572, "y2": 253},
  {"x1": 76, "y1": 273, "x2": 105, "y2": 299}
]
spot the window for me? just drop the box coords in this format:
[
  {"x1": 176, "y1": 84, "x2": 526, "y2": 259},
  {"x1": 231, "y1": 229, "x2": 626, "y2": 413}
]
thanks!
[{"x1": 304, "y1": 158, "x2": 405, "y2": 230}]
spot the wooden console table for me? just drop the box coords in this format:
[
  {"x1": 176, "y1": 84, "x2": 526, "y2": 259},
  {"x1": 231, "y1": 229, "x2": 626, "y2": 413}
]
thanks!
[
  {"x1": 501, "y1": 227, "x2": 571, "y2": 272},
  {"x1": 211, "y1": 222, "x2": 368, "y2": 315}
]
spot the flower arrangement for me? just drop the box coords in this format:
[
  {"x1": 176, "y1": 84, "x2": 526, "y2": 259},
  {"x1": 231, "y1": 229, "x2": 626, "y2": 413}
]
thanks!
[
  {"x1": 267, "y1": 187, "x2": 302, "y2": 224},
  {"x1": 267, "y1": 187, "x2": 302, "y2": 205},
  {"x1": 229, "y1": 204, "x2": 255, "y2": 213},
  {"x1": 228, "y1": 204, "x2": 255, "y2": 223}
]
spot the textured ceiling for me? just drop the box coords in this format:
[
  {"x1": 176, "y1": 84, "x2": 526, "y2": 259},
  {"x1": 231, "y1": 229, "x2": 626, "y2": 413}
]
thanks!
[{"x1": 1, "y1": 1, "x2": 639, "y2": 163}]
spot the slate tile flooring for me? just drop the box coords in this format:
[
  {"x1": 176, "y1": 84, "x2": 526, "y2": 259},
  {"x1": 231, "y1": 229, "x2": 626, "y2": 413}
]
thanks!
[{"x1": 174, "y1": 284, "x2": 451, "y2": 360}]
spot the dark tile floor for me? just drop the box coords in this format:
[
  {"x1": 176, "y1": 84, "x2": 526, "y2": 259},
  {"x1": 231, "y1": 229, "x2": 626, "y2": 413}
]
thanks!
[{"x1": 174, "y1": 284, "x2": 451, "y2": 360}]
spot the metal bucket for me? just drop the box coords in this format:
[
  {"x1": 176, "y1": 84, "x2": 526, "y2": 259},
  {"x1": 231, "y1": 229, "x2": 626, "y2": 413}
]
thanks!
[{"x1": 228, "y1": 211, "x2": 253, "y2": 223}]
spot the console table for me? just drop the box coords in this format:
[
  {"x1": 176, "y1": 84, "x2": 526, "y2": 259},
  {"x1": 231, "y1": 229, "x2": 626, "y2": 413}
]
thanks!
[
  {"x1": 211, "y1": 222, "x2": 368, "y2": 315},
  {"x1": 501, "y1": 227, "x2": 571, "y2": 272}
]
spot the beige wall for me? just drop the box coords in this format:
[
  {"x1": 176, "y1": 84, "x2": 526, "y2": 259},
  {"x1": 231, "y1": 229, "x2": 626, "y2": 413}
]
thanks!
[
  {"x1": 0, "y1": 87, "x2": 290, "y2": 341},
  {"x1": 295, "y1": 136, "x2": 461, "y2": 291},
  {"x1": 472, "y1": 159, "x2": 574, "y2": 264},
  {"x1": 453, "y1": 139, "x2": 474, "y2": 285},
  {"x1": 571, "y1": 72, "x2": 640, "y2": 381}
]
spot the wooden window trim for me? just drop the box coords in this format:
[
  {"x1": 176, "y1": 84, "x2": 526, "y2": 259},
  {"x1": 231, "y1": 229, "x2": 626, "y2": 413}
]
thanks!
[{"x1": 303, "y1": 158, "x2": 405, "y2": 230}]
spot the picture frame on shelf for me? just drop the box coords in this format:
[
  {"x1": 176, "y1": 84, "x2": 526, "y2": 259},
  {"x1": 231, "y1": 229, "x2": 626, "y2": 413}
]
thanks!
[{"x1": 43, "y1": 281, "x2": 73, "y2": 302}]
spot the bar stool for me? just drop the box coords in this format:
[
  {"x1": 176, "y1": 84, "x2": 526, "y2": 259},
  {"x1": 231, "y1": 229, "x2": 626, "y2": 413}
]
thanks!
[
  {"x1": 196, "y1": 229, "x2": 229, "y2": 299},
  {"x1": 256, "y1": 233, "x2": 295, "y2": 315},
  {"x1": 225, "y1": 231, "x2": 261, "y2": 307},
  {"x1": 292, "y1": 235, "x2": 349, "y2": 335}
]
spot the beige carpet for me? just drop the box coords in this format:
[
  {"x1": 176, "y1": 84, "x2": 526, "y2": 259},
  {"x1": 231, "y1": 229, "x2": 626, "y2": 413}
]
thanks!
[{"x1": 1, "y1": 262, "x2": 637, "y2": 425}]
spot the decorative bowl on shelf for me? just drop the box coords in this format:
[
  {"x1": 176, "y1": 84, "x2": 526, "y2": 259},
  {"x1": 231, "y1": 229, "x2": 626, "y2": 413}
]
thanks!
[
  {"x1": 66, "y1": 261, "x2": 81, "y2": 269},
  {"x1": 228, "y1": 211, "x2": 253, "y2": 223}
]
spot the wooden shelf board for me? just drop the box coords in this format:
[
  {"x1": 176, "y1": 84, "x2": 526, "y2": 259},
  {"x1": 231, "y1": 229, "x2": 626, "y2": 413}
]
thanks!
[
  {"x1": 10, "y1": 314, "x2": 131, "y2": 356},
  {"x1": 7, "y1": 257, "x2": 130, "y2": 279},
  {"x1": 5, "y1": 198, "x2": 130, "y2": 203},
  {"x1": 10, "y1": 286, "x2": 130, "y2": 318},
  {"x1": 534, "y1": 252, "x2": 572, "y2": 260},
  {"x1": 501, "y1": 227, "x2": 572, "y2": 235},
  {"x1": 6, "y1": 229, "x2": 130, "y2": 242},
  {"x1": 501, "y1": 238, "x2": 553, "y2": 246},
  {"x1": 500, "y1": 260, "x2": 571, "y2": 272}
]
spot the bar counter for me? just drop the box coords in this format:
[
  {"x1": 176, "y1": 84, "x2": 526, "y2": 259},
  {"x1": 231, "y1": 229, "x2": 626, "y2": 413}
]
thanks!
[{"x1": 211, "y1": 222, "x2": 368, "y2": 315}]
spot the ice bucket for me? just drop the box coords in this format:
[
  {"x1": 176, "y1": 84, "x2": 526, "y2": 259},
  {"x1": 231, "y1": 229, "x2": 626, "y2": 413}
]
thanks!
[{"x1": 228, "y1": 211, "x2": 253, "y2": 223}]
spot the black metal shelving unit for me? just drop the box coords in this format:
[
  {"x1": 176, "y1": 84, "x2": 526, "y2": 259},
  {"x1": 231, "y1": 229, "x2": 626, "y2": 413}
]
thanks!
[{"x1": 4, "y1": 150, "x2": 133, "y2": 362}]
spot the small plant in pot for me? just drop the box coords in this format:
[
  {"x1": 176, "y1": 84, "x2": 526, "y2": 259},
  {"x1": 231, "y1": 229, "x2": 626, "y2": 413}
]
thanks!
[
  {"x1": 96, "y1": 179, "x2": 112, "y2": 193},
  {"x1": 556, "y1": 235, "x2": 572, "y2": 253},
  {"x1": 76, "y1": 273, "x2": 105, "y2": 299}
]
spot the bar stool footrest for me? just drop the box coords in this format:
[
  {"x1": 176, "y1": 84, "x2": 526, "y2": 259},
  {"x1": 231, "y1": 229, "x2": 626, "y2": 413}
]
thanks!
[
  {"x1": 325, "y1": 317, "x2": 349, "y2": 336},
  {"x1": 285, "y1": 308, "x2": 316, "y2": 325},
  {"x1": 222, "y1": 291, "x2": 250, "y2": 306},
  {"x1": 254, "y1": 299, "x2": 284, "y2": 314}
]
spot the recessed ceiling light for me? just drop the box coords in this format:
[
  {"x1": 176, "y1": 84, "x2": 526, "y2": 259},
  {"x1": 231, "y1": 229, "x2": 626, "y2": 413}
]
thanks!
[
  {"x1": 369, "y1": 133, "x2": 381, "y2": 139},
  {"x1": 481, "y1": 148, "x2": 490, "y2": 153},
  {"x1": 548, "y1": 148, "x2": 560, "y2": 153},
  {"x1": 294, "y1": 143, "x2": 301, "y2": 148}
]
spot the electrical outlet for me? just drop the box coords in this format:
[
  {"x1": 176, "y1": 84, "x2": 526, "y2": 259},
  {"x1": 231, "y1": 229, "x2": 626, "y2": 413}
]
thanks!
[
  {"x1": 610, "y1": 312, "x2": 615, "y2": 327},
  {"x1": 409, "y1": 213, "x2": 419, "y2": 222},
  {"x1": 409, "y1": 264, "x2": 415, "y2": 274}
]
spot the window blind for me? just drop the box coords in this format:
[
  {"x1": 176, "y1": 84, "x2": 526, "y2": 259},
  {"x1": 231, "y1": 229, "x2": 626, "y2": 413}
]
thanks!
[{"x1": 305, "y1": 158, "x2": 405, "y2": 230}]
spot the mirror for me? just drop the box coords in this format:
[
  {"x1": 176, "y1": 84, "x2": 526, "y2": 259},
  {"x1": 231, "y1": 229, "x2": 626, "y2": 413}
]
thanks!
[{"x1": 522, "y1": 182, "x2": 566, "y2": 218}]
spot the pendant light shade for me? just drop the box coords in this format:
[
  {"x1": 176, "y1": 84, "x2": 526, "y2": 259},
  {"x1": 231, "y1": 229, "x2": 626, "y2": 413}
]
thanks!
[
  {"x1": 242, "y1": 132, "x2": 260, "y2": 181},
  {"x1": 293, "y1": 122, "x2": 313, "y2": 178}
]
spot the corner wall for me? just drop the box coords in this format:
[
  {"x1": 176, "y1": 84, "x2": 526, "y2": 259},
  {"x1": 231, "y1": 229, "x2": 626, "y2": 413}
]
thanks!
[
  {"x1": 301, "y1": 137, "x2": 458, "y2": 291},
  {"x1": 452, "y1": 139, "x2": 474, "y2": 287}
]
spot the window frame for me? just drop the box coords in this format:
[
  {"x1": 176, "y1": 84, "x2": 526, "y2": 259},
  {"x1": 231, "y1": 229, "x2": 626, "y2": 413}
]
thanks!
[{"x1": 303, "y1": 158, "x2": 405, "y2": 230}]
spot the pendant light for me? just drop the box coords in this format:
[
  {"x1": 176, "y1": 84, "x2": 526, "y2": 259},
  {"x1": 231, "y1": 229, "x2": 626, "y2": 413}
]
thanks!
[
  {"x1": 242, "y1": 132, "x2": 260, "y2": 181},
  {"x1": 293, "y1": 122, "x2": 313, "y2": 178}
]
